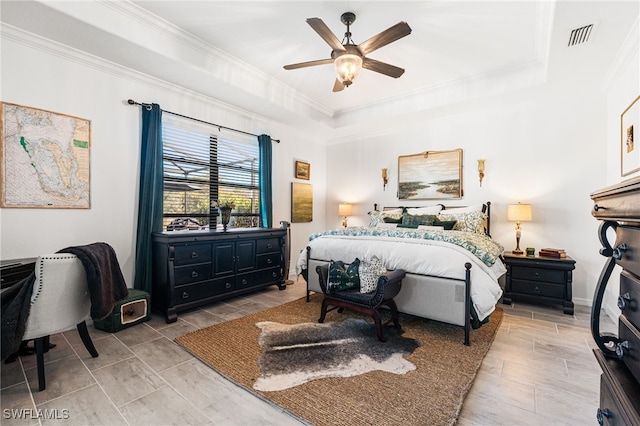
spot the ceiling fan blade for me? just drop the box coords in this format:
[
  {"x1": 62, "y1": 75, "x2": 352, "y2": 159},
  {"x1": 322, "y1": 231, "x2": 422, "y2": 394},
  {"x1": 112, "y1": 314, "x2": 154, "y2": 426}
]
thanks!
[
  {"x1": 283, "y1": 58, "x2": 334, "y2": 70},
  {"x1": 306, "y1": 18, "x2": 346, "y2": 52},
  {"x1": 358, "y1": 22, "x2": 412, "y2": 56},
  {"x1": 362, "y1": 57, "x2": 405, "y2": 78},
  {"x1": 332, "y1": 79, "x2": 345, "y2": 92}
]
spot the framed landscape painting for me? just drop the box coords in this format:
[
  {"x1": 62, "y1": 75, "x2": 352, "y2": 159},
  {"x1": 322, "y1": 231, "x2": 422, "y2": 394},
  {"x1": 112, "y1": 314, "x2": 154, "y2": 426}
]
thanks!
[
  {"x1": 291, "y1": 182, "x2": 313, "y2": 222},
  {"x1": 295, "y1": 161, "x2": 310, "y2": 180},
  {"x1": 398, "y1": 149, "x2": 463, "y2": 200},
  {"x1": 621, "y1": 95, "x2": 640, "y2": 176}
]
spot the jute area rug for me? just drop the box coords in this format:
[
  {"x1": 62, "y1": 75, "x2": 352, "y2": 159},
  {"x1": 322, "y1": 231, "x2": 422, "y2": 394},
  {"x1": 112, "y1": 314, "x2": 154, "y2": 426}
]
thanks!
[{"x1": 175, "y1": 293, "x2": 503, "y2": 426}]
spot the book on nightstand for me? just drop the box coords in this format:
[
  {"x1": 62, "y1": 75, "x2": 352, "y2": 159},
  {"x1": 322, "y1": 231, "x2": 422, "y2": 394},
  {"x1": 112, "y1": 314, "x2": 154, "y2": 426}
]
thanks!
[{"x1": 539, "y1": 248, "x2": 567, "y2": 258}]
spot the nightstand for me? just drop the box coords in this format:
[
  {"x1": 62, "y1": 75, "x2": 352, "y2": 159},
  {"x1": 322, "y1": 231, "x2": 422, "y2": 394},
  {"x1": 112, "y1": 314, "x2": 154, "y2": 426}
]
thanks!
[{"x1": 502, "y1": 253, "x2": 576, "y2": 314}]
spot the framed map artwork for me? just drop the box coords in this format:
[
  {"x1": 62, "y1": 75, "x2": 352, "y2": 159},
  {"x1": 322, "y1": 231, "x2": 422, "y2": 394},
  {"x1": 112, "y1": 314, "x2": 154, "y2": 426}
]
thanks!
[{"x1": 1, "y1": 102, "x2": 91, "y2": 208}]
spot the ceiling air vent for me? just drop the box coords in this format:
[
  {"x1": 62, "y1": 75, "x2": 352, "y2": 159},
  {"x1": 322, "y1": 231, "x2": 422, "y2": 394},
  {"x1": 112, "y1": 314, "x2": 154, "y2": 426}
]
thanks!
[{"x1": 568, "y1": 24, "x2": 594, "y2": 46}]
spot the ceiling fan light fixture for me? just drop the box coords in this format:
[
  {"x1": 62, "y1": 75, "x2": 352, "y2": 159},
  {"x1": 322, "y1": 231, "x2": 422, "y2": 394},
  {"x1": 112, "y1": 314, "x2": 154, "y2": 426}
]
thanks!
[{"x1": 334, "y1": 53, "x2": 362, "y2": 87}]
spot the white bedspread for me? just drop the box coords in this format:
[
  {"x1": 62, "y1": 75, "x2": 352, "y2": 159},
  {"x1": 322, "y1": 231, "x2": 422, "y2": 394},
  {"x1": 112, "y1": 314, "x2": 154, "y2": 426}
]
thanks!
[{"x1": 296, "y1": 234, "x2": 506, "y2": 321}]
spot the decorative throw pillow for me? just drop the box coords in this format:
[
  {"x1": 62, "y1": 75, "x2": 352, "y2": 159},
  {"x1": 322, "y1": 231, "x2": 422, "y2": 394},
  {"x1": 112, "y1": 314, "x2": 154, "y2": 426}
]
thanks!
[
  {"x1": 367, "y1": 210, "x2": 403, "y2": 227},
  {"x1": 402, "y1": 213, "x2": 437, "y2": 227},
  {"x1": 432, "y1": 219, "x2": 457, "y2": 230},
  {"x1": 437, "y1": 210, "x2": 487, "y2": 234},
  {"x1": 397, "y1": 224, "x2": 419, "y2": 229},
  {"x1": 383, "y1": 216, "x2": 402, "y2": 223},
  {"x1": 327, "y1": 259, "x2": 360, "y2": 293},
  {"x1": 359, "y1": 256, "x2": 387, "y2": 294}
]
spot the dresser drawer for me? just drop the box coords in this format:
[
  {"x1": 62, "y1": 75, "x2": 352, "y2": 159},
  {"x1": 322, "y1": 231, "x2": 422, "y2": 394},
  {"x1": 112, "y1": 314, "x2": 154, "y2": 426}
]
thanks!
[
  {"x1": 511, "y1": 266, "x2": 565, "y2": 284},
  {"x1": 511, "y1": 280, "x2": 565, "y2": 299},
  {"x1": 174, "y1": 278, "x2": 234, "y2": 304},
  {"x1": 237, "y1": 268, "x2": 283, "y2": 290},
  {"x1": 173, "y1": 244, "x2": 212, "y2": 266},
  {"x1": 173, "y1": 263, "x2": 212, "y2": 285},
  {"x1": 615, "y1": 226, "x2": 640, "y2": 278},
  {"x1": 256, "y1": 237, "x2": 280, "y2": 254},
  {"x1": 599, "y1": 374, "x2": 636, "y2": 426},
  {"x1": 256, "y1": 252, "x2": 281, "y2": 269},
  {"x1": 618, "y1": 315, "x2": 640, "y2": 385},
  {"x1": 620, "y1": 270, "x2": 640, "y2": 329}
]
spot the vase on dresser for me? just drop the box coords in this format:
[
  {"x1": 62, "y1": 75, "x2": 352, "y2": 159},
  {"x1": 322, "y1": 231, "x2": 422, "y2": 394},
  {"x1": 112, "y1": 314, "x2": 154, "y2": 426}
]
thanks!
[{"x1": 219, "y1": 207, "x2": 232, "y2": 231}]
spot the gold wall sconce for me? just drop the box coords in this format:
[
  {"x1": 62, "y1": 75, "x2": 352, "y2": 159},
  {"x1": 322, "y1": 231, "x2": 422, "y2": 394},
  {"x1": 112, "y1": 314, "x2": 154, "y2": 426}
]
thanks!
[
  {"x1": 338, "y1": 203, "x2": 353, "y2": 228},
  {"x1": 382, "y1": 168, "x2": 388, "y2": 191},
  {"x1": 477, "y1": 159, "x2": 485, "y2": 186}
]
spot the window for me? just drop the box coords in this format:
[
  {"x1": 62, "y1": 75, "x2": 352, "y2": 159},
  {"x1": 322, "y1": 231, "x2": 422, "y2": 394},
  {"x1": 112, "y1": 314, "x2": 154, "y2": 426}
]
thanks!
[{"x1": 161, "y1": 115, "x2": 260, "y2": 231}]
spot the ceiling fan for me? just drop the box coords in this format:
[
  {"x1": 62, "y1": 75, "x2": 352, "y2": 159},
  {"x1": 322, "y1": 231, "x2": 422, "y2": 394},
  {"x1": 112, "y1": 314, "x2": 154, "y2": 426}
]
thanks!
[{"x1": 283, "y1": 12, "x2": 412, "y2": 92}]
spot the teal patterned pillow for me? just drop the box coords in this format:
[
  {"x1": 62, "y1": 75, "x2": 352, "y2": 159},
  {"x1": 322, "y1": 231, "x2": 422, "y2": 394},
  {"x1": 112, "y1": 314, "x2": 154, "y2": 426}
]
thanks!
[
  {"x1": 433, "y1": 219, "x2": 457, "y2": 230},
  {"x1": 327, "y1": 259, "x2": 360, "y2": 292},
  {"x1": 359, "y1": 256, "x2": 387, "y2": 293},
  {"x1": 402, "y1": 213, "x2": 437, "y2": 227}
]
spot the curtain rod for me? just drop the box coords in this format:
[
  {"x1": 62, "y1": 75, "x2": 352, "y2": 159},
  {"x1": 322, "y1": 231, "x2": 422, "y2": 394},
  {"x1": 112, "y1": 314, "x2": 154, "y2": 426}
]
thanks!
[{"x1": 127, "y1": 99, "x2": 280, "y2": 143}]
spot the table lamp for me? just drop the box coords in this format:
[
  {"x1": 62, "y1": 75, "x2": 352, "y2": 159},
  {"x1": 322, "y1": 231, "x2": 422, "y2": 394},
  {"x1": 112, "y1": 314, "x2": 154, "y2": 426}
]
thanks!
[
  {"x1": 507, "y1": 203, "x2": 532, "y2": 255},
  {"x1": 338, "y1": 203, "x2": 353, "y2": 228}
]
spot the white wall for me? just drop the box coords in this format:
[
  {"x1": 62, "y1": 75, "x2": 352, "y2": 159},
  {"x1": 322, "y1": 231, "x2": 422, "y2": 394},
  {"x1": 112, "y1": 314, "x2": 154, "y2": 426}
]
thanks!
[
  {"x1": 599, "y1": 16, "x2": 640, "y2": 319},
  {"x1": 327, "y1": 88, "x2": 608, "y2": 306},
  {"x1": 0, "y1": 30, "x2": 328, "y2": 286}
]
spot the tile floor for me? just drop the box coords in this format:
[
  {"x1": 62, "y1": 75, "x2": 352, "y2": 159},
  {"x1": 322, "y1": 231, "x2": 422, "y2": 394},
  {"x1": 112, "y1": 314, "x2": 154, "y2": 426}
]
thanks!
[{"x1": 1, "y1": 280, "x2": 615, "y2": 426}]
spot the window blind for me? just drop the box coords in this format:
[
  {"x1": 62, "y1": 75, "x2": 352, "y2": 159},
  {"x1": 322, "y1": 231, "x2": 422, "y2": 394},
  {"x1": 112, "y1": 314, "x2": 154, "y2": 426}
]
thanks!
[{"x1": 161, "y1": 114, "x2": 260, "y2": 230}]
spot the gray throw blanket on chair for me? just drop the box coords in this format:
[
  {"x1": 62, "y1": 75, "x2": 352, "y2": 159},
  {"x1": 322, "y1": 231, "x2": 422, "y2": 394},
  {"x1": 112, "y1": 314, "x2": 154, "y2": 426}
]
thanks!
[{"x1": 1, "y1": 242, "x2": 129, "y2": 361}]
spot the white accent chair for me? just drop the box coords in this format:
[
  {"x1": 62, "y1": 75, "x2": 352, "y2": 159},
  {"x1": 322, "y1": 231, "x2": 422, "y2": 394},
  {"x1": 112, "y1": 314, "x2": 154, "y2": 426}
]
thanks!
[{"x1": 23, "y1": 254, "x2": 98, "y2": 391}]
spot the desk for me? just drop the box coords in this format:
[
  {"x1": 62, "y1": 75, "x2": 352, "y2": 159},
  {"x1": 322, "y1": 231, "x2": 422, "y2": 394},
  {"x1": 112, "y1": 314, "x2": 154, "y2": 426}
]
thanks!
[{"x1": 1, "y1": 258, "x2": 36, "y2": 289}]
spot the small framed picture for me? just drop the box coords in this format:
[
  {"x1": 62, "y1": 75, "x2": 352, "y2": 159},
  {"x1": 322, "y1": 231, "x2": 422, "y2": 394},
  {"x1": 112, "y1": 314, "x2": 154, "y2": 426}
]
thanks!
[
  {"x1": 295, "y1": 161, "x2": 310, "y2": 180},
  {"x1": 621, "y1": 95, "x2": 640, "y2": 176}
]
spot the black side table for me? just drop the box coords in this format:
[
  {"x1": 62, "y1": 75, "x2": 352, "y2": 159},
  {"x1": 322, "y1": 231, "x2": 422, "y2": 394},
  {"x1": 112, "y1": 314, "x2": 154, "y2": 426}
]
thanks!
[{"x1": 502, "y1": 253, "x2": 576, "y2": 314}]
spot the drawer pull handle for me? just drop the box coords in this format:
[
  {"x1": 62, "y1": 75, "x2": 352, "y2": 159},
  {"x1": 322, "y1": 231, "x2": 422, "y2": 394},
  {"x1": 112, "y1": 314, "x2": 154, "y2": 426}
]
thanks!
[
  {"x1": 181, "y1": 291, "x2": 189, "y2": 299},
  {"x1": 615, "y1": 340, "x2": 629, "y2": 359},
  {"x1": 617, "y1": 292, "x2": 632, "y2": 311},
  {"x1": 267, "y1": 258, "x2": 272, "y2": 264},
  {"x1": 272, "y1": 272, "x2": 278, "y2": 278},
  {"x1": 191, "y1": 271, "x2": 199, "y2": 278},
  {"x1": 191, "y1": 252, "x2": 198, "y2": 258},
  {"x1": 597, "y1": 408, "x2": 611, "y2": 425},
  {"x1": 533, "y1": 272, "x2": 540, "y2": 279},
  {"x1": 225, "y1": 282, "x2": 232, "y2": 289},
  {"x1": 593, "y1": 204, "x2": 607, "y2": 212},
  {"x1": 267, "y1": 244, "x2": 272, "y2": 249},
  {"x1": 612, "y1": 243, "x2": 628, "y2": 260},
  {"x1": 242, "y1": 279, "x2": 247, "y2": 285},
  {"x1": 533, "y1": 286, "x2": 540, "y2": 293}
]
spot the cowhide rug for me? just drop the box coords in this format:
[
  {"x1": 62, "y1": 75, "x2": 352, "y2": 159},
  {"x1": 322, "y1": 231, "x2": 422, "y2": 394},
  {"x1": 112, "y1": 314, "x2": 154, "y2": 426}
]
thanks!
[{"x1": 253, "y1": 318, "x2": 421, "y2": 391}]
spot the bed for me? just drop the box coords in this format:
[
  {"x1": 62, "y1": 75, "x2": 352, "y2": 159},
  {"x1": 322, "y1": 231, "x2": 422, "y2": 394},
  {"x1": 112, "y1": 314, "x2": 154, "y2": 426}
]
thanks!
[{"x1": 295, "y1": 202, "x2": 506, "y2": 345}]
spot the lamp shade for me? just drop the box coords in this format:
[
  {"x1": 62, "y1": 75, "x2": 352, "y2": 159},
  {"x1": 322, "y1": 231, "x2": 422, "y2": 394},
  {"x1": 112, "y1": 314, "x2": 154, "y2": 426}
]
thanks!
[
  {"x1": 334, "y1": 54, "x2": 362, "y2": 87},
  {"x1": 338, "y1": 203, "x2": 353, "y2": 217},
  {"x1": 507, "y1": 203, "x2": 532, "y2": 222}
]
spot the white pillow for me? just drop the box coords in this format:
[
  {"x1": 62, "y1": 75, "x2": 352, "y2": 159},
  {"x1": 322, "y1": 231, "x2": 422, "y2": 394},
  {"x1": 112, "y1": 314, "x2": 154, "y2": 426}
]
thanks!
[
  {"x1": 359, "y1": 256, "x2": 387, "y2": 293},
  {"x1": 406, "y1": 205, "x2": 443, "y2": 215},
  {"x1": 417, "y1": 225, "x2": 445, "y2": 231},
  {"x1": 441, "y1": 203, "x2": 484, "y2": 214},
  {"x1": 376, "y1": 222, "x2": 398, "y2": 229}
]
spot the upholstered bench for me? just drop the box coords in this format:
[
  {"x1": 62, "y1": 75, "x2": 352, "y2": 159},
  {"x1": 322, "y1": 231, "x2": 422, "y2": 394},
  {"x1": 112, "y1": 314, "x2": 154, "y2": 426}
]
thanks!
[{"x1": 315, "y1": 264, "x2": 406, "y2": 342}]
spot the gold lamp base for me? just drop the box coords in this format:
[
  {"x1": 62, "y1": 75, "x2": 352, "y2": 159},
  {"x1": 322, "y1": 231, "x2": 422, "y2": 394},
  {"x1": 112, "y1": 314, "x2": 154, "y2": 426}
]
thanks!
[{"x1": 512, "y1": 249, "x2": 523, "y2": 255}]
